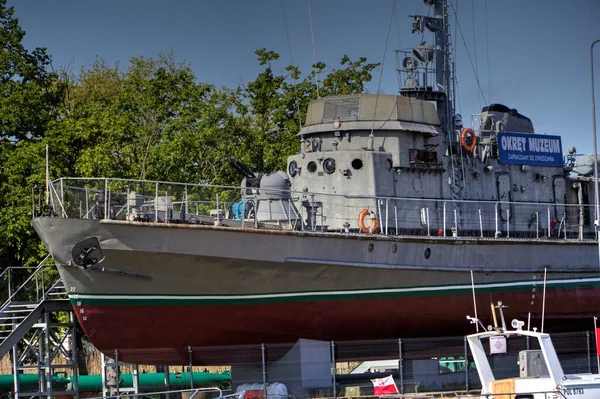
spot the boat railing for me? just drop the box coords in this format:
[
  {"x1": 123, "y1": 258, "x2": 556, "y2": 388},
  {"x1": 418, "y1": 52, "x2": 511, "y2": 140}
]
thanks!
[
  {"x1": 471, "y1": 390, "x2": 568, "y2": 398},
  {"x1": 396, "y1": 49, "x2": 444, "y2": 96},
  {"x1": 41, "y1": 177, "x2": 597, "y2": 241},
  {"x1": 0, "y1": 254, "x2": 66, "y2": 308}
]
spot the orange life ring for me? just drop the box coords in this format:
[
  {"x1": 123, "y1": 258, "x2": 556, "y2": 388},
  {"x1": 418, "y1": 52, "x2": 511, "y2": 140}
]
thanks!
[
  {"x1": 460, "y1": 128, "x2": 477, "y2": 152},
  {"x1": 358, "y1": 209, "x2": 377, "y2": 234}
]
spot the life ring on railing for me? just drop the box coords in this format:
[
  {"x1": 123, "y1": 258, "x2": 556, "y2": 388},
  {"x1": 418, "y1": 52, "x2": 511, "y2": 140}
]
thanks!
[
  {"x1": 460, "y1": 128, "x2": 477, "y2": 152},
  {"x1": 358, "y1": 209, "x2": 377, "y2": 234}
]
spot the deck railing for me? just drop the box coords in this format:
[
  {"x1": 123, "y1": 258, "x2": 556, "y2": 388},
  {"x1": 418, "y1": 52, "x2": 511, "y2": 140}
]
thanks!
[{"x1": 40, "y1": 177, "x2": 597, "y2": 241}]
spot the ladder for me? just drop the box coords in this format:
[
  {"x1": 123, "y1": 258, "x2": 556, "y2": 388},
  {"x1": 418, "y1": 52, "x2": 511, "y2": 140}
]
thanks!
[
  {"x1": 0, "y1": 255, "x2": 69, "y2": 357},
  {"x1": 0, "y1": 255, "x2": 78, "y2": 398}
]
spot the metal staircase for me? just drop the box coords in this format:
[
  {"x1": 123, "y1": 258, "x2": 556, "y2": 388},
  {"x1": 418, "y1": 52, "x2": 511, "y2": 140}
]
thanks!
[
  {"x1": 0, "y1": 255, "x2": 78, "y2": 398},
  {"x1": 0, "y1": 255, "x2": 70, "y2": 358}
]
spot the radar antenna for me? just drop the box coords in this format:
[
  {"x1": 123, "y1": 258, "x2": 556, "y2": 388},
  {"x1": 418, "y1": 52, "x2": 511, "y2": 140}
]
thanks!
[{"x1": 397, "y1": 0, "x2": 454, "y2": 134}]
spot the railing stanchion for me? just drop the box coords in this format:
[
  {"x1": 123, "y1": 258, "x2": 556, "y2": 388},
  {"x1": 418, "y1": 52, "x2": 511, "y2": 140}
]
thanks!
[
  {"x1": 377, "y1": 199, "x2": 383, "y2": 235},
  {"x1": 85, "y1": 186, "x2": 89, "y2": 219},
  {"x1": 453, "y1": 209, "x2": 458, "y2": 237},
  {"x1": 35, "y1": 273, "x2": 39, "y2": 302},
  {"x1": 165, "y1": 190, "x2": 169, "y2": 223},
  {"x1": 155, "y1": 182, "x2": 159, "y2": 222},
  {"x1": 254, "y1": 194, "x2": 259, "y2": 229},
  {"x1": 443, "y1": 201, "x2": 447, "y2": 237},
  {"x1": 104, "y1": 179, "x2": 108, "y2": 220},
  {"x1": 288, "y1": 199, "x2": 293, "y2": 229},
  {"x1": 548, "y1": 206, "x2": 551, "y2": 238},
  {"x1": 60, "y1": 178, "x2": 64, "y2": 212},
  {"x1": 8, "y1": 270, "x2": 11, "y2": 299},
  {"x1": 185, "y1": 185, "x2": 189, "y2": 221},
  {"x1": 126, "y1": 185, "x2": 130, "y2": 217},
  {"x1": 50, "y1": 183, "x2": 56, "y2": 214},
  {"x1": 495, "y1": 202, "x2": 499, "y2": 237},
  {"x1": 41, "y1": 268, "x2": 45, "y2": 301},
  {"x1": 385, "y1": 199, "x2": 389, "y2": 235}
]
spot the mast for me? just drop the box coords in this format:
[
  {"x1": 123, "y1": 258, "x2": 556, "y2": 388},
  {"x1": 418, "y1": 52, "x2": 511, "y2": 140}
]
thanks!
[
  {"x1": 434, "y1": 0, "x2": 453, "y2": 135},
  {"x1": 397, "y1": 0, "x2": 454, "y2": 135}
]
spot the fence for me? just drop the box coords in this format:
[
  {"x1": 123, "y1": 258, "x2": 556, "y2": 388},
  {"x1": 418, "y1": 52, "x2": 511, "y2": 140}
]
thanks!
[{"x1": 94, "y1": 331, "x2": 595, "y2": 398}]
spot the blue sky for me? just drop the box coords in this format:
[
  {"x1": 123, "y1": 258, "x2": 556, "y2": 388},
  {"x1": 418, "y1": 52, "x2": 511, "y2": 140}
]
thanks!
[{"x1": 11, "y1": 0, "x2": 600, "y2": 154}]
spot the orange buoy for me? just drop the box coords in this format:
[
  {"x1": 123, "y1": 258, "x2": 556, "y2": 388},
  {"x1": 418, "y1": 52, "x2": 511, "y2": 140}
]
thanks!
[
  {"x1": 358, "y1": 209, "x2": 377, "y2": 234},
  {"x1": 460, "y1": 128, "x2": 477, "y2": 152}
]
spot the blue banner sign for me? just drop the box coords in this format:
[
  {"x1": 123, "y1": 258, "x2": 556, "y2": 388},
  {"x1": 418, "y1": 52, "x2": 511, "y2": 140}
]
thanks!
[{"x1": 497, "y1": 132, "x2": 563, "y2": 167}]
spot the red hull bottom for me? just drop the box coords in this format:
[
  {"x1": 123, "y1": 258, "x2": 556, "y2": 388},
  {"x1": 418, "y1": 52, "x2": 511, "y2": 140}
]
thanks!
[{"x1": 74, "y1": 287, "x2": 600, "y2": 365}]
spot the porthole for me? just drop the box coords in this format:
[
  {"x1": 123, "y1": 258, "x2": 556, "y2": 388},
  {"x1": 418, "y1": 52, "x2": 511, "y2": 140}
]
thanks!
[
  {"x1": 368, "y1": 243, "x2": 374, "y2": 252},
  {"x1": 385, "y1": 159, "x2": 393, "y2": 171},
  {"x1": 392, "y1": 244, "x2": 398, "y2": 253},
  {"x1": 307, "y1": 161, "x2": 317, "y2": 173},
  {"x1": 288, "y1": 160, "x2": 298, "y2": 177},
  {"x1": 351, "y1": 159, "x2": 363, "y2": 170},
  {"x1": 424, "y1": 248, "x2": 431, "y2": 259},
  {"x1": 323, "y1": 158, "x2": 336, "y2": 174}
]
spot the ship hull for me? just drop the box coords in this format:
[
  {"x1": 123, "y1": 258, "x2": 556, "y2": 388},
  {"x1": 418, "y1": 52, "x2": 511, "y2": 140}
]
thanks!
[
  {"x1": 72, "y1": 288, "x2": 599, "y2": 365},
  {"x1": 32, "y1": 217, "x2": 600, "y2": 364}
]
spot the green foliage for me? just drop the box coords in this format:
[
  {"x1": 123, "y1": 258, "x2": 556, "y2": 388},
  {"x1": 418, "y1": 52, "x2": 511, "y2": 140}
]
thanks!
[
  {"x1": 0, "y1": 0, "x2": 59, "y2": 142},
  {"x1": 320, "y1": 55, "x2": 379, "y2": 96},
  {"x1": 0, "y1": 142, "x2": 49, "y2": 266},
  {"x1": 54, "y1": 53, "x2": 244, "y2": 187},
  {"x1": 238, "y1": 49, "x2": 379, "y2": 173},
  {"x1": 0, "y1": 0, "x2": 63, "y2": 266}
]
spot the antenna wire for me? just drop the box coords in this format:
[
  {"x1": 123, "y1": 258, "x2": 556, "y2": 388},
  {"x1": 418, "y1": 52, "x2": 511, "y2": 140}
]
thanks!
[{"x1": 307, "y1": 0, "x2": 319, "y2": 98}]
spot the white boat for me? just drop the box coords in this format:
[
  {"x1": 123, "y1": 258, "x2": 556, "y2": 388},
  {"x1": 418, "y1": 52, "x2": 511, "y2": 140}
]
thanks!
[{"x1": 466, "y1": 306, "x2": 600, "y2": 398}]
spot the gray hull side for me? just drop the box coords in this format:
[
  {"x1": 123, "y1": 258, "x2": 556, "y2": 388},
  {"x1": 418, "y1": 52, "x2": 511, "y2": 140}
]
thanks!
[{"x1": 32, "y1": 217, "x2": 600, "y2": 297}]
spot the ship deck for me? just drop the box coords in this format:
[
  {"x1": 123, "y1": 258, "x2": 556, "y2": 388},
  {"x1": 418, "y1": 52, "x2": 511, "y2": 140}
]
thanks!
[{"x1": 42, "y1": 175, "x2": 600, "y2": 243}]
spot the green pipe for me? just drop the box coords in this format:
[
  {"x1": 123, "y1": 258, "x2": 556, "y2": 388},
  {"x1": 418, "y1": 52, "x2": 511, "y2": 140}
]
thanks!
[
  {"x1": 0, "y1": 371, "x2": 231, "y2": 393},
  {"x1": 75, "y1": 371, "x2": 231, "y2": 391},
  {"x1": 0, "y1": 374, "x2": 43, "y2": 392}
]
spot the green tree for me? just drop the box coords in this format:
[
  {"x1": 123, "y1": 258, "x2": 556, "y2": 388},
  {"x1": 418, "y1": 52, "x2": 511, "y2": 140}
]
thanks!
[
  {"x1": 236, "y1": 49, "x2": 379, "y2": 174},
  {"x1": 318, "y1": 55, "x2": 379, "y2": 96},
  {"x1": 0, "y1": 0, "x2": 59, "y2": 142},
  {"x1": 55, "y1": 53, "x2": 241, "y2": 187},
  {"x1": 146, "y1": 85, "x2": 244, "y2": 186},
  {"x1": 0, "y1": 0, "x2": 63, "y2": 267},
  {"x1": 235, "y1": 49, "x2": 292, "y2": 174}
]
